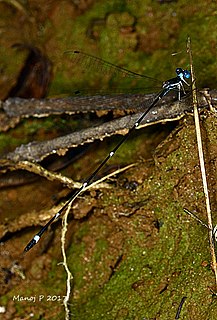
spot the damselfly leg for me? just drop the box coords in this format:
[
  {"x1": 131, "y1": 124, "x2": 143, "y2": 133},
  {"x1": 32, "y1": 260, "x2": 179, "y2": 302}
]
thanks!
[
  {"x1": 184, "y1": 208, "x2": 217, "y2": 243},
  {"x1": 24, "y1": 53, "x2": 190, "y2": 252}
]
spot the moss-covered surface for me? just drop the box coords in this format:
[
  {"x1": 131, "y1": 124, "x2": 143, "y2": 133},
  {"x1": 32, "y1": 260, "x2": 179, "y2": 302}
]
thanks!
[
  {"x1": 1, "y1": 114, "x2": 217, "y2": 319},
  {"x1": 62, "y1": 114, "x2": 217, "y2": 320},
  {"x1": 0, "y1": 1, "x2": 217, "y2": 319}
]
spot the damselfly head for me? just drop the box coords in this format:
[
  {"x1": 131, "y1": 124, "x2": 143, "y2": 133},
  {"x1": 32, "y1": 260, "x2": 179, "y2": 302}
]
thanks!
[{"x1": 176, "y1": 68, "x2": 191, "y2": 80}]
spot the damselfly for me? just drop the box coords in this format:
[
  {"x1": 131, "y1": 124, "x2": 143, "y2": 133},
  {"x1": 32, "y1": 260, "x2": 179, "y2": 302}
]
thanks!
[{"x1": 24, "y1": 51, "x2": 190, "y2": 252}]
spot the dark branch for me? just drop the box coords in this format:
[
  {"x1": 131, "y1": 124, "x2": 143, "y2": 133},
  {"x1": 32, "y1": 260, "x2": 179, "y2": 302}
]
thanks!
[{"x1": 1, "y1": 90, "x2": 216, "y2": 163}]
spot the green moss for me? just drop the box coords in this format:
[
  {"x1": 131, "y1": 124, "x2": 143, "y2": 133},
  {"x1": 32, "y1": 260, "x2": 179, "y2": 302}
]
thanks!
[{"x1": 63, "y1": 115, "x2": 217, "y2": 319}]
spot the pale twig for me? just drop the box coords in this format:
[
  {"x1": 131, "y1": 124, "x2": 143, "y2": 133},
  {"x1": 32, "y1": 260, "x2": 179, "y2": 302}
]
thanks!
[
  {"x1": 44, "y1": 163, "x2": 136, "y2": 318},
  {"x1": 82, "y1": 162, "x2": 136, "y2": 191},
  {"x1": 0, "y1": 159, "x2": 111, "y2": 190},
  {"x1": 58, "y1": 163, "x2": 136, "y2": 319},
  {"x1": 187, "y1": 37, "x2": 217, "y2": 288},
  {"x1": 57, "y1": 164, "x2": 137, "y2": 320},
  {"x1": 13, "y1": 160, "x2": 135, "y2": 191},
  {"x1": 60, "y1": 201, "x2": 73, "y2": 320},
  {"x1": 0, "y1": 157, "x2": 135, "y2": 192}
]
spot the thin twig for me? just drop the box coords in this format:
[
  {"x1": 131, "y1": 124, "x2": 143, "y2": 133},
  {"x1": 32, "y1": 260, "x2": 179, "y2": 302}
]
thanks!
[
  {"x1": 0, "y1": 159, "x2": 135, "y2": 191},
  {"x1": 0, "y1": 159, "x2": 110, "y2": 190},
  {"x1": 187, "y1": 36, "x2": 217, "y2": 288},
  {"x1": 54, "y1": 164, "x2": 135, "y2": 320},
  {"x1": 60, "y1": 201, "x2": 73, "y2": 320},
  {"x1": 0, "y1": 162, "x2": 136, "y2": 240},
  {"x1": 82, "y1": 162, "x2": 136, "y2": 191}
]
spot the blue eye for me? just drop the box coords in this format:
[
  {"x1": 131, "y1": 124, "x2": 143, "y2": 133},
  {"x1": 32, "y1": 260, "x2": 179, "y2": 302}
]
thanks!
[{"x1": 184, "y1": 70, "x2": 191, "y2": 79}]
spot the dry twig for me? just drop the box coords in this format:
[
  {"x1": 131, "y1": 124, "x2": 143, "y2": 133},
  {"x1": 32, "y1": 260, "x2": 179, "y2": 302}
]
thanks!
[{"x1": 187, "y1": 36, "x2": 217, "y2": 288}]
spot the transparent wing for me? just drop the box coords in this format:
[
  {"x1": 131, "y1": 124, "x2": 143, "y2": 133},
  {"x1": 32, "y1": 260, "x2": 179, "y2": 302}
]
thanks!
[
  {"x1": 64, "y1": 50, "x2": 192, "y2": 99},
  {"x1": 64, "y1": 50, "x2": 162, "y2": 95},
  {"x1": 65, "y1": 50, "x2": 161, "y2": 81}
]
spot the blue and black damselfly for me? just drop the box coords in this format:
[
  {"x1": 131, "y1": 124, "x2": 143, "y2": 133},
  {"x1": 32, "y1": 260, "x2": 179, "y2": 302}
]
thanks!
[{"x1": 24, "y1": 51, "x2": 190, "y2": 252}]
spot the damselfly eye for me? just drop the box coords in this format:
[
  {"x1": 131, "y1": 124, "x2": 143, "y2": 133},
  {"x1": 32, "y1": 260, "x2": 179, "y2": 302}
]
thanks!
[
  {"x1": 184, "y1": 70, "x2": 191, "y2": 79},
  {"x1": 176, "y1": 68, "x2": 183, "y2": 76}
]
